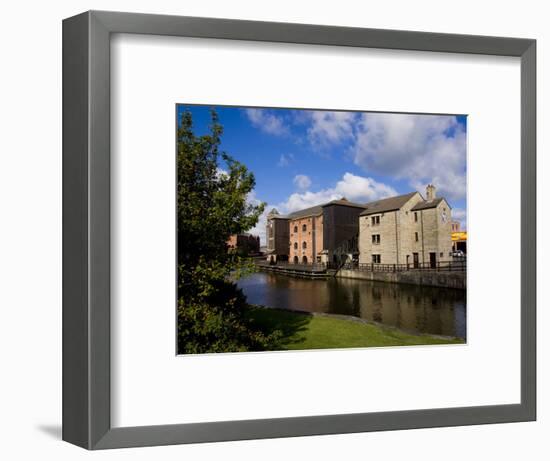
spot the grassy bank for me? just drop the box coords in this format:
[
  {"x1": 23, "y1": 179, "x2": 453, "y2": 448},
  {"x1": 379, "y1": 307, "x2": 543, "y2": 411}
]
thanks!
[{"x1": 246, "y1": 305, "x2": 464, "y2": 351}]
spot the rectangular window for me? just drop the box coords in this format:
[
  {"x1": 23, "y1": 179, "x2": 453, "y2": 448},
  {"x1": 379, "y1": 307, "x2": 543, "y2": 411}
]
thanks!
[
  {"x1": 372, "y1": 234, "x2": 380, "y2": 244},
  {"x1": 371, "y1": 215, "x2": 380, "y2": 226},
  {"x1": 414, "y1": 211, "x2": 418, "y2": 222},
  {"x1": 415, "y1": 232, "x2": 419, "y2": 242},
  {"x1": 372, "y1": 254, "x2": 381, "y2": 264}
]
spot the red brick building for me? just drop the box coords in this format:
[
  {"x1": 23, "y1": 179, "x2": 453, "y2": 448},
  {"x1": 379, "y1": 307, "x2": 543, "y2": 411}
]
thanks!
[
  {"x1": 226, "y1": 233, "x2": 260, "y2": 255},
  {"x1": 288, "y1": 199, "x2": 366, "y2": 264}
]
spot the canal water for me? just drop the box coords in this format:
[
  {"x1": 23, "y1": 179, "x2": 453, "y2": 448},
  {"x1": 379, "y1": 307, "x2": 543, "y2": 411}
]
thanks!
[{"x1": 237, "y1": 272, "x2": 466, "y2": 339}]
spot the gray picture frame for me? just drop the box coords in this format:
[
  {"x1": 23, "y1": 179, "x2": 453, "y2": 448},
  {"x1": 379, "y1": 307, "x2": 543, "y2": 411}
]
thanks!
[{"x1": 62, "y1": 10, "x2": 536, "y2": 450}]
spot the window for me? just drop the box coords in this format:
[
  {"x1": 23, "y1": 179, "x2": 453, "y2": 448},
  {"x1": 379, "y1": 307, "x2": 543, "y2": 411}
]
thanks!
[
  {"x1": 372, "y1": 234, "x2": 380, "y2": 244},
  {"x1": 440, "y1": 252, "x2": 443, "y2": 257},
  {"x1": 302, "y1": 241, "x2": 307, "y2": 249},
  {"x1": 371, "y1": 215, "x2": 380, "y2": 226},
  {"x1": 293, "y1": 225, "x2": 298, "y2": 233},
  {"x1": 302, "y1": 224, "x2": 307, "y2": 232},
  {"x1": 414, "y1": 212, "x2": 418, "y2": 222},
  {"x1": 294, "y1": 242, "x2": 298, "y2": 249},
  {"x1": 372, "y1": 254, "x2": 381, "y2": 264},
  {"x1": 415, "y1": 232, "x2": 419, "y2": 242}
]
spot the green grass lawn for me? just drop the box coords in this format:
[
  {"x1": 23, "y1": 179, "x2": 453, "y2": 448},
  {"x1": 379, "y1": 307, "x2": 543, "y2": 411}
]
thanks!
[{"x1": 246, "y1": 305, "x2": 464, "y2": 351}]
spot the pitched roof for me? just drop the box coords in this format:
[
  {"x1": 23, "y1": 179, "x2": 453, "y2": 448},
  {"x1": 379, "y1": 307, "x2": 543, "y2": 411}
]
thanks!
[
  {"x1": 287, "y1": 204, "x2": 324, "y2": 219},
  {"x1": 321, "y1": 199, "x2": 367, "y2": 209},
  {"x1": 286, "y1": 199, "x2": 366, "y2": 220},
  {"x1": 359, "y1": 192, "x2": 418, "y2": 216},
  {"x1": 411, "y1": 197, "x2": 446, "y2": 211}
]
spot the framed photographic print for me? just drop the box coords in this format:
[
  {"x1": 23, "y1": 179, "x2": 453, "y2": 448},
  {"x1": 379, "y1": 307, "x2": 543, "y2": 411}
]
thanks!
[{"x1": 63, "y1": 10, "x2": 536, "y2": 449}]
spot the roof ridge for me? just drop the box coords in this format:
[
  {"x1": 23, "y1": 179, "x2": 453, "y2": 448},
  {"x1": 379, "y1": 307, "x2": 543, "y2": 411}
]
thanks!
[
  {"x1": 363, "y1": 191, "x2": 416, "y2": 207},
  {"x1": 360, "y1": 191, "x2": 419, "y2": 216}
]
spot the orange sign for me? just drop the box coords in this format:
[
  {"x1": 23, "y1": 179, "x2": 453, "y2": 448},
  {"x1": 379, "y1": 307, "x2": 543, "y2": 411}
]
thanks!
[{"x1": 451, "y1": 231, "x2": 467, "y2": 241}]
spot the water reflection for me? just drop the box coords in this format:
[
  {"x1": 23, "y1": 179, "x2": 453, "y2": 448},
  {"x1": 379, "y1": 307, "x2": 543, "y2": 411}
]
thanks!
[{"x1": 237, "y1": 272, "x2": 466, "y2": 339}]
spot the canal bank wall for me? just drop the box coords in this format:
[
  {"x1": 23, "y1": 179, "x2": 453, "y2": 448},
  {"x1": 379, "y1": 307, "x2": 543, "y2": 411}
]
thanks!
[{"x1": 336, "y1": 269, "x2": 466, "y2": 290}]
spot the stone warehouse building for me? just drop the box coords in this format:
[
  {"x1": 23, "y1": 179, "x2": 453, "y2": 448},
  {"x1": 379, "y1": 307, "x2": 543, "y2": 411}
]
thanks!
[
  {"x1": 358, "y1": 185, "x2": 453, "y2": 268},
  {"x1": 266, "y1": 199, "x2": 366, "y2": 264}
]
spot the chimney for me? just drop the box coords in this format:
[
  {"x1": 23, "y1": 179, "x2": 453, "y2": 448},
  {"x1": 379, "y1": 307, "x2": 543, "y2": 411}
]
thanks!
[{"x1": 426, "y1": 184, "x2": 436, "y2": 201}]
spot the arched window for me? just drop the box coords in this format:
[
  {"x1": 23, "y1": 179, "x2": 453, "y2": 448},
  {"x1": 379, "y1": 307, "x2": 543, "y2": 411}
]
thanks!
[
  {"x1": 302, "y1": 256, "x2": 308, "y2": 264},
  {"x1": 294, "y1": 242, "x2": 298, "y2": 249},
  {"x1": 293, "y1": 225, "x2": 298, "y2": 233},
  {"x1": 302, "y1": 241, "x2": 307, "y2": 249},
  {"x1": 302, "y1": 224, "x2": 307, "y2": 232},
  {"x1": 293, "y1": 256, "x2": 299, "y2": 263}
]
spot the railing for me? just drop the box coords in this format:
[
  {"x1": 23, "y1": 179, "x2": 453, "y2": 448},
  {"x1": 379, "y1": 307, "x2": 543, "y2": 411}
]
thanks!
[
  {"x1": 256, "y1": 259, "x2": 466, "y2": 273},
  {"x1": 341, "y1": 259, "x2": 466, "y2": 273},
  {"x1": 256, "y1": 261, "x2": 327, "y2": 272}
]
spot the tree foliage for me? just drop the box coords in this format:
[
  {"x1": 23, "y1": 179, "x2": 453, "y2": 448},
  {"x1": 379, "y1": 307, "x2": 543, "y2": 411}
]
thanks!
[{"x1": 177, "y1": 110, "x2": 277, "y2": 353}]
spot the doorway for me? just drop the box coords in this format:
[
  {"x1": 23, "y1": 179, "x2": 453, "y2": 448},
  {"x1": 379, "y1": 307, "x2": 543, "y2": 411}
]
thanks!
[{"x1": 413, "y1": 252, "x2": 419, "y2": 269}]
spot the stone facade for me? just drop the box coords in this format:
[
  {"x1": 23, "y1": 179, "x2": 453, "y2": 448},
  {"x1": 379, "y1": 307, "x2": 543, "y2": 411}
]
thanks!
[{"x1": 359, "y1": 186, "x2": 453, "y2": 267}]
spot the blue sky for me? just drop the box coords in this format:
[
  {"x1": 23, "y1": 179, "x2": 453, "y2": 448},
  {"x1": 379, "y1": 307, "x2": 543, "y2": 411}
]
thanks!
[{"x1": 177, "y1": 105, "x2": 467, "y2": 244}]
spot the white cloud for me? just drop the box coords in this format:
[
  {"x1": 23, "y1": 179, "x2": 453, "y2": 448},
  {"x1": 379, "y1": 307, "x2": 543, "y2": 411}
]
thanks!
[
  {"x1": 248, "y1": 208, "x2": 269, "y2": 247},
  {"x1": 306, "y1": 110, "x2": 356, "y2": 148},
  {"x1": 248, "y1": 173, "x2": 395, "y2": 245},
  {"x1": 244, "y1": 108, "x2": 288, "y2": 136},
  {"x1": 351, "y1": 113, "x2": 467, "y2": 200},
  {"x1": 293, "y1": 174, "x2": 312, "y2": 190},
  {"x1": 277, "y1": 153, "x2": 294, "y2": 167},
  {"x1": 245, "y1": 190, "x2": 268, "y2": 246},
  {"x1": 280, "y1": 172, "x2": 397, "y2": 214}
]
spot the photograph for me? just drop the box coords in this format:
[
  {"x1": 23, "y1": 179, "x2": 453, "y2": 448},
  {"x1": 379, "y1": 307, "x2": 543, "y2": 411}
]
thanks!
[{"x1": 177, "y1": 104, "x2": 467, "y2": 354}]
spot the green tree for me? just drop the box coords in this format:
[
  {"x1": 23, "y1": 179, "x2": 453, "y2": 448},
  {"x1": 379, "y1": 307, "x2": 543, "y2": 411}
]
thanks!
[{"x1": 177, "y1": 110, "x2": 277, "y2": 353}]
